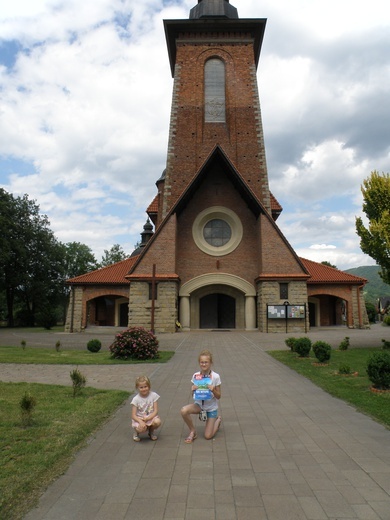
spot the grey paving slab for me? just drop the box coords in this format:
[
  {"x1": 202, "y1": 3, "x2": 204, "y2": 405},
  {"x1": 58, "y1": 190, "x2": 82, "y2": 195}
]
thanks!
[{"x1": 1, "y1": 328, "x2": 389, "y2": 519}]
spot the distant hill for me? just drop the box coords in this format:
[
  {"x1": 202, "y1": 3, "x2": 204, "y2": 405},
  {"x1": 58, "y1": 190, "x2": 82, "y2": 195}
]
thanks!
[{"x1": 344, "y1": 265, "x2": 390, "y2": 304}]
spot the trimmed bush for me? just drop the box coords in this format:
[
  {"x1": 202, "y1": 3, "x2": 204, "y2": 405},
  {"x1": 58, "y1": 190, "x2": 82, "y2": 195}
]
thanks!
[
  {"x1": 339, "y1": 336, "x2": 350, "y2": 351},
  {"x1": 293, "y1": 337, "x2": 312, "y2": 357},
  {"x1": 338, "y1": 363, "x2": 351, "y2": 375},
  {"x1": 285, "y1": 337, "x2": 297, "y2": 351},
  {"x1": 109, "y1": 327, "x2": 159, "y2": 360},
  {"x1": 87, "y1": 339, "x2": 102, "y2": 353},
  {"x1": 312, "y1": 341, "x2": 332, "y2": 363},
  {"x1": 365, "y1": 301, "x2": 377, "y2": 323},
  {"x1": 382, "y1": 339, "x2": 390, "y2": 350},
  {"x1": 383, "y1": 315, "x2": 390, "y2": 326},
  {"x1": 366, "y1": 352, "x2": 390, "y2": 389}
]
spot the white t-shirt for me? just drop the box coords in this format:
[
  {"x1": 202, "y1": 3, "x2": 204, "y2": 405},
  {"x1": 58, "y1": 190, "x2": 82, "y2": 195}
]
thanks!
[
  {"x1": 131, "y1": 390, "x2": 160, "y2": 420},
  {"x1": 192, "y1": 370, "x2": 221, "y2": 412}
]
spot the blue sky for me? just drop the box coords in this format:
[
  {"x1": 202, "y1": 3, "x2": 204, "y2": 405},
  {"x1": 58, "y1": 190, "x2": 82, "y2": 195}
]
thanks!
[{"x1": 0, "y1": 0, "x2": 389, "y2": 269}]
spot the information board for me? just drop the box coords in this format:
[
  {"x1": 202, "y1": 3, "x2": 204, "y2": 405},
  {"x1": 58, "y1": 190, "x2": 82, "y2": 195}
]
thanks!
[
  {"x1": 267, "y1": 305, "x2": 286, "y2": 319},
  {"x1": 287, "y1": 305, "x2": 305, "y2": 319}
]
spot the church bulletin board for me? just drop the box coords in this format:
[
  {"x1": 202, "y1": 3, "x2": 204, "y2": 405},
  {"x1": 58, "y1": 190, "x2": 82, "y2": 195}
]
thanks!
[{"x1": 266, "y1": 304, "x2": 307, "y2": 332}]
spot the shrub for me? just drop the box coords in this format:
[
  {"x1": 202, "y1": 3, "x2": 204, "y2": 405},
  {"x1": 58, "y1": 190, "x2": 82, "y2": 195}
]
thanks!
[
  {"x1": 383, "y1": 316, "x2": 390, "y2": 326},
  {"x1": 365, "y1": 301, "x2": 377, "y2": 323},
  {"x1": 285, "y1": 337, "x2": 297, "y2": 351},
  {"x1": 366, "y1": 352, "x2": 390, "y2": 389},
  {"x1": 55, "y1": 340, "x2": 61, "y2": 353},
  {"x1": 70, "y1": 368, "x2": 87, "y2": 397},
  {"x1": 20, "y1": 340, "x2": 26, "y2": 350},
  {"x1": 339, "y1": 336, "x2": 350, "y2": 351},
  {"x1": 338, "y1": 363, "x2": 351, "y2": 375},
  {"x1": 312, "y1": 341, "x2": 332, "y2": 363},
  {"x1": 36, "y1": 307, "x2": 59, "y2": 330},
  {"x1": 382, "y1": 339, "x2": 390, "y2": 350},
  {"x1": 293, "y1": 337, "x2": 312, "y2": 357},
  {"x1": 20, "y1": 392, "x2": 37, "y2": 427},
  {"x1": 109, "y1": 327, "x2": 159, "y2": 360},
  {"x1": 87, "y1": 339, "x2": 102, "y2": 353}
]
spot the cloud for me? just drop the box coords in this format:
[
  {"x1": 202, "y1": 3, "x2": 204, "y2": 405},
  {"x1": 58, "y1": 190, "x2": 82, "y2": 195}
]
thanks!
[{"x1": 0, "y1": 0, "x2": 387, "y2": 268}]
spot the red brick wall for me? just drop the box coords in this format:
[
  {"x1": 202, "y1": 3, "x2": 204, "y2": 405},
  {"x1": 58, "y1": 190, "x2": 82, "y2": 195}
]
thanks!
[{"x1": 163, "y1": 34, "x2": 271, "y2": 218}]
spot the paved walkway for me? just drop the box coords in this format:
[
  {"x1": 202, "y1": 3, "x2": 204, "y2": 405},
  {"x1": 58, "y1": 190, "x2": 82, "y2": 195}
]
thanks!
[{"x1": 1, "y1": 327, "x2": 390, "y2": 519}]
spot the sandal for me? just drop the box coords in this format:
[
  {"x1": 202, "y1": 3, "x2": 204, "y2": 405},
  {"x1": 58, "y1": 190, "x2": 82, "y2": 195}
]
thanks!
[
  {"x1": 148, "y1": 431, "x2": 158, "y2": 441},
  {"x1": 133, "y1": 433, "x2": 141, "y2": 442},
  {"x1": 184, "y1": 431, "x2": 197, "y2": 444}
]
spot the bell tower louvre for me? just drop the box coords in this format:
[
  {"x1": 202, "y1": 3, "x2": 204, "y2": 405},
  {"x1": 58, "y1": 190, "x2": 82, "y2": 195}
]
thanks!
[{"x1": 65, "y1": 1, "x2": 369, "y2": 334}]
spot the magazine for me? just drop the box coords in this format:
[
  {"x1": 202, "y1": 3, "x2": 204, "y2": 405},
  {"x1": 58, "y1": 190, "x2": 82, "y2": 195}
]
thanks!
[{"x1": 193, "y1": 373, "x2": 213, "y2": 400}]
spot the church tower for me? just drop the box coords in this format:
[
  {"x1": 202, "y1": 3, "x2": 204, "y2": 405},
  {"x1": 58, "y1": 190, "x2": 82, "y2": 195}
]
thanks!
[{"x1": 127, "y1": 0, "x2": 310, "y2": 332}]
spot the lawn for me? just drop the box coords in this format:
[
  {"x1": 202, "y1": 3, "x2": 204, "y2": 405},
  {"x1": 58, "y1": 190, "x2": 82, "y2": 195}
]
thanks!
[
  {"x1": 267, "y1": 347, "x2": 390, "y2": 429},
  {"x1": 0, "y1": 382, "x2": 130, "y2": 520},
  {"x1": 0, "y1": 346, "x2": 174, "y2": 365}
]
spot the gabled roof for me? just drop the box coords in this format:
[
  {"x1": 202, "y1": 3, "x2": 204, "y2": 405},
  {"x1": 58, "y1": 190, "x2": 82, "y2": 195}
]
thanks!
[
  {"x1": 66, "y1": 256, "x2": 137, "y2": 285},
  {"x1": 66, "y1": 255, "x2": 367, "y2": 287},
  {"x1": 301, "y1": 258, "x2": 367, "y2": 285}
]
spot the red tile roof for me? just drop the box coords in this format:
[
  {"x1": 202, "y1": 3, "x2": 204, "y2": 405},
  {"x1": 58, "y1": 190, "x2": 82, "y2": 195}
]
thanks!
[
  {"x1": 147, "y1": 195, "x2": 159, "y2": 214},
  {"x1": 66, "y1": 256, "x2": 137, "y2": 285},
  {"x1": 300, "y1": 258, "x2": 367, "y2": 285},
  {"x1": 66, "y1": 255, "x2": 366, "y2": 286},
  {"x1": 270, "y1": 192, "x2": 282, "y2": 213}
]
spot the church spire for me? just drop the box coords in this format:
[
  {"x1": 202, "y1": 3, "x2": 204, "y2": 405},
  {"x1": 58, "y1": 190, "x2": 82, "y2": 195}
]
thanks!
[{"x1": 189, "y1": 0, "x2": 238, "y2": 19}]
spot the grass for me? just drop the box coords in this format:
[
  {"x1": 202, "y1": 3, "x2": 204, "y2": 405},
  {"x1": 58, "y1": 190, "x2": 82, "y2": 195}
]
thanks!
[
  {"x1": 0, "y1": 381, "x2": 130, "y2": 520},
  {"x1": 268, "y1": 347, "x2": 390, "y2": 429},
  {"x1": 0, "y1": 346, "x2": 174, "y2": 365}
]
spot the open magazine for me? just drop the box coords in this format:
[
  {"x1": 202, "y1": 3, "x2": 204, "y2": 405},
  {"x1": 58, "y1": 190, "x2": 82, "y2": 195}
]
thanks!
[{"x1": 193, "y1": 373, "x2": 213, "y2": 400}]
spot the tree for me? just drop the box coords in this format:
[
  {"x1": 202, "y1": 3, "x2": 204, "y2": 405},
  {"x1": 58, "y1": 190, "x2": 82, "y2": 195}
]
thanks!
[
  {"x1": 62, "y1": 242, "x2": 98, "y2": 280},
  {"x1": 0, "y1": 189, "x2": 64, "y2": 327},
  {"x1": 356, "y1": 171, "x2": 390, "y2": 284},
  {"x1": 99, "y1": 244, "x2": 128, "y2": 267},
  {"x1": 321, "y1": 261, "x2": 337, "y2": 269}
]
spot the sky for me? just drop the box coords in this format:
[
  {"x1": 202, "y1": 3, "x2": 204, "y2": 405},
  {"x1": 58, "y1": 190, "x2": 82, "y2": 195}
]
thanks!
[{"x1": 0, "y1": 0, "x2": 389, "y2": 270}]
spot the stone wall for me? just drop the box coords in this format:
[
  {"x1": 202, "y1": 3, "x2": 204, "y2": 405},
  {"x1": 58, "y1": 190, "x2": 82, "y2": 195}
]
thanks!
[
  {"x1": 257, "y1": 281, "x2": 308, "y2": 333},
  {"x1": 129, "y1": 281, "x2": 178, "y2": 333}
]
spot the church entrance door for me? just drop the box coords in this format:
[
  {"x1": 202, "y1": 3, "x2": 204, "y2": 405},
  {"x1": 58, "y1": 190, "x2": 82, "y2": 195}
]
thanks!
[{"x1": 200, "y1": 293, "x2": 235, "y2": 329}]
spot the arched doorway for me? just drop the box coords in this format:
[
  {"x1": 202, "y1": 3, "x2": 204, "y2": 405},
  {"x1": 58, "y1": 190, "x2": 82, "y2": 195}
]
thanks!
[{"x1": 200, "y1": 293, "x2": 235, "y2": 329}]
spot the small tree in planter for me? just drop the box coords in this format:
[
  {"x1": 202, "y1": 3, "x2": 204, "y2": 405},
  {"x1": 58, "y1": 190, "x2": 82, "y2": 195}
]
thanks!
[
  {"x1": 293, "y1": 337, "x2": 312, "y2": 358},
  {"x1": 109, "y1": 327, "x2": 159, "y2": 360},
  {"x1": 366, "y1": 352, "x2": 390, "y2": 390},
  {"x1": 312, "y1": 341, "x2": 332, "y2": 363},
  {"x1": 339, "y1": 336, "x2": 350, "y2": 351}
]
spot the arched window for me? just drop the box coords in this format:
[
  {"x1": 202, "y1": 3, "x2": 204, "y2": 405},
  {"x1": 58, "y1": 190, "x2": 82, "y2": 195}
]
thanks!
[{"x1": 204, "y1": 58, "x2": 226, "y2": 122}]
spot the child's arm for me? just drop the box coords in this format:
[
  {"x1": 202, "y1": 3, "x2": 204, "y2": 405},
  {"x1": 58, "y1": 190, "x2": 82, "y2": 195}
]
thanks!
[
  {"x1": 132, "y1": 404, "x2": 146, "y2": 424},
  {"x1": 208, "y1": 384, "x2": 221, "y2": 400},
  {"x1": 144, "y1": 401, "x2": 159, "y2": 422}
]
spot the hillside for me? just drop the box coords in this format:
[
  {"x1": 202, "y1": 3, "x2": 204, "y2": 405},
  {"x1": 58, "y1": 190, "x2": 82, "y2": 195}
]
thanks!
[{"x1": 344, "y1": 265, "x2": 390, "y2": 304}]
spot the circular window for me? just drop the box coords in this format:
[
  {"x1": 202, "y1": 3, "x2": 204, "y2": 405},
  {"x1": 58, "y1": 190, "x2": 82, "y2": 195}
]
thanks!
[
  {"x1": 192, "y1": 207, "x2": 243, "y2": 256},
  {"x1": 203, "y1": 219, "x2": 232, "y2": 246}
]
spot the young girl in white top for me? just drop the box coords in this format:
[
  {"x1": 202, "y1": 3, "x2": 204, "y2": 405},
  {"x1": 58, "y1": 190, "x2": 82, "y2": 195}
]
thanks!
[
  {"x1": 131, "y1": 375, "x2": 161, "y2": 442},
  {"x1": 181, "y1": 349, "x2": 222, "y2": 443}
]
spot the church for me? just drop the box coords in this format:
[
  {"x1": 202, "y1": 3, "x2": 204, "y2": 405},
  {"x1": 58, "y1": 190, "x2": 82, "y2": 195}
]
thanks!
[{"x1": 65, "y1": 0, "x2": 369, "y2": 334}]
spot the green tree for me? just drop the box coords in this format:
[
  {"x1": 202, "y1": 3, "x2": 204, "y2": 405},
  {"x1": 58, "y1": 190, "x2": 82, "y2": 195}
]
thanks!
[
  {"x1": 62, "y1": 242, "x2": 98, "y2": 280},
  {"x1": 0, "y1": 189, "x2": 63, "y2": 327},
  {"x1": 99, "y1": 244, "x2": 128, "y2": 267},
  {"x1": 321, "y1": 261, "x2": 337, "y2": 269},
  {"x1": 356, "y1": 171, "x2": 390, "y2": 284}
]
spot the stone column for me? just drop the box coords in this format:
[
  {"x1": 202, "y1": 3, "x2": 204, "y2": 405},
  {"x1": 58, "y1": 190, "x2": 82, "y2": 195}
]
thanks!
[
  {"x1": 179, "y1": 296, "x2": 190, "y2": 331},
  {"x1": 245, "y1": 295, "x2": 257, "y2": 330}
]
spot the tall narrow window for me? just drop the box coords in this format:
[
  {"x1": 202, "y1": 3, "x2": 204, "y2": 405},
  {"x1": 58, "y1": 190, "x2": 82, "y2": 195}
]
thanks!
[{"x1": 205, "y1": 58, "x2": 226, "y2": 122}]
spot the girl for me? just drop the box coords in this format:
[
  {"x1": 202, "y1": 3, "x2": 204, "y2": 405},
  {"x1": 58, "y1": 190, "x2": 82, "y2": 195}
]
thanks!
[
  {"x1": 181, "y1": 349, "x2": 222, "y2": 443},
  {"x1": 131, "y1": 375, "x2": 161, "y2": 442}
]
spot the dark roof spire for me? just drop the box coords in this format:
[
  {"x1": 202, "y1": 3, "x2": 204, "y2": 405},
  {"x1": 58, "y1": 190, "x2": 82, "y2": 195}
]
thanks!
[{"x1": 190, "y1": 0, "x2": 238, "y2": 19}]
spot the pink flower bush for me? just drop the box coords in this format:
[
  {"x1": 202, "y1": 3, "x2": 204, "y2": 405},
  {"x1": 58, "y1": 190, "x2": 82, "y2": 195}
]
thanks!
[{"x1": 109, "y1": 327, "x2": 159, "y2": 360}]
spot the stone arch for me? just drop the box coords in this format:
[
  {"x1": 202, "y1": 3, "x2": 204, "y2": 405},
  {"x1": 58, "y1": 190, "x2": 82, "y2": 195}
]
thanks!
[{"x1": 179, "y1": 273, "x2": 256, "y2": 330}]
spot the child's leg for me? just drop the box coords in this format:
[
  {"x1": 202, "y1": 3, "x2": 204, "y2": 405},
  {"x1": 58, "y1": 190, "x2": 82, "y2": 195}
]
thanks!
[
  {"x1": 181, "y1": 403, "x2": 200, "y2": 442},
  {"x1": 148, "y1": 417, "x2": 161, "y2": 440},
  {"x1": 204, "y1": 415, "x2": 221, "y2": 440}
]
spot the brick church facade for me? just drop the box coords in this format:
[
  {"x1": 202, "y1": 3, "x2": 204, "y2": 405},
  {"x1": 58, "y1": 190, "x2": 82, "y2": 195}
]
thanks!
[{"x1": 65, "y1": 0, "x2": 369, "y2": 333}]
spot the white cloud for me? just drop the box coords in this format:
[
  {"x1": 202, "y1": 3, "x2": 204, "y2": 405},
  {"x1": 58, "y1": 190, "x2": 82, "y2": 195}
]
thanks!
[{"x1": 0, "y1": 0, "x2": 388, "y2": 268}]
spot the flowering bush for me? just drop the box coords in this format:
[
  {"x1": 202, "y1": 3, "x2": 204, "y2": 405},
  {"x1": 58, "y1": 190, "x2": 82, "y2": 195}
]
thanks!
[{"x1": 109, "y1": 327, "x2": 159, "y2": 360}]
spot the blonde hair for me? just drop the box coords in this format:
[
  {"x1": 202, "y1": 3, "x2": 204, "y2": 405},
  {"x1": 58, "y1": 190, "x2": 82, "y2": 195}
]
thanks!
[
  {"x1": 198, "y1": 349, "x2": 213, "y2": 364},
  {"x1": 135, "y1": 375, "x2": 151, "y2": 389}
]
